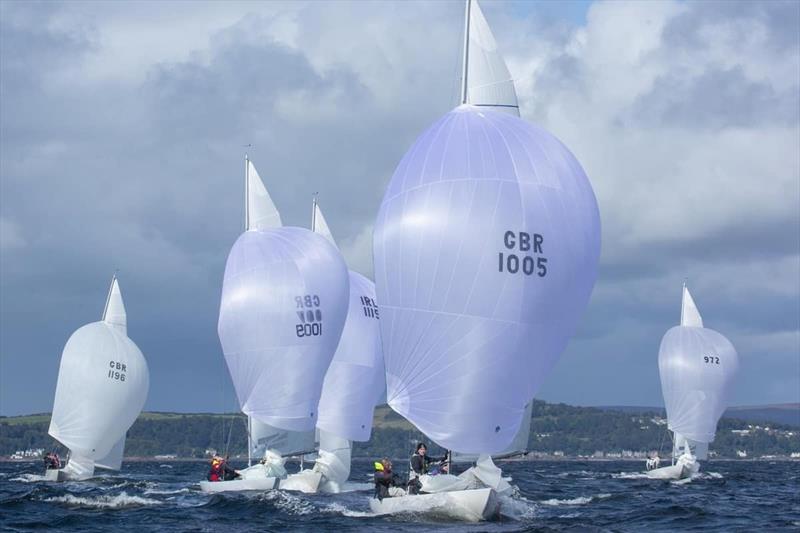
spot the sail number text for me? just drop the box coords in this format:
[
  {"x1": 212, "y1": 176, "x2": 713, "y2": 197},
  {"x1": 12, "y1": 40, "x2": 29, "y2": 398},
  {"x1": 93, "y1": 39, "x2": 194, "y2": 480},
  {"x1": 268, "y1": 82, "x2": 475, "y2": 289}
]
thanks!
[
  {"x1": 295, "y1": 294, "x2": 323, "y2": 337},
  {"x1": 499, "y1": 231, "x2": 547, "y2": 277},
  {"x1": 108, "y1": 360, "x2": 127, "y2": 382},
  {"x1": 703, "y1": 355, "x2": 720, "y2": 364}
]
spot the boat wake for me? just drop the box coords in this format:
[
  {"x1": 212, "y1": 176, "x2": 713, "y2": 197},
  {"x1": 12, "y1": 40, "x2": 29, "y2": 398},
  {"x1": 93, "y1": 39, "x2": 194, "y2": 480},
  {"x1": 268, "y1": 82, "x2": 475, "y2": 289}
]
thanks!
[
  {"x1": 539, "y1": 493, "x2": 611, "y2": 506},
  {"x1": 9, "y1": 473, "x2": 47, "y2": 483},
  {"x1": 44, "y1": 492, "x2": 162, "y2": 509},
  {"x1": 497, "y1": 492, "x2": 537, "y2": 520}
]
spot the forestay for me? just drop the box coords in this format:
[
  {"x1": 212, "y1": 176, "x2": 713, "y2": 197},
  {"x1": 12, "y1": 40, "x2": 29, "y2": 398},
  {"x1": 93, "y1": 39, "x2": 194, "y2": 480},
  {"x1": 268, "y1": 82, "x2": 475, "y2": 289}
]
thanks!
[
  {"x1": 373, "y1": 105, "x2": 601, "y2": 454},
  {"x1": 48, "y1": 276, "x2": 149, "y2": 466},
  {"x1": 659, "y1": 287, "x2": 739, "y2": 446}
]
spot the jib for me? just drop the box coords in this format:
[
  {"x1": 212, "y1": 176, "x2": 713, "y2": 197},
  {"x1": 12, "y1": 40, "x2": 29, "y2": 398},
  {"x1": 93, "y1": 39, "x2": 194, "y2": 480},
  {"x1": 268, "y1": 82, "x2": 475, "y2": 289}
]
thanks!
[{"x1": 296, "y1": 323, "x2": 322, "y2": 337}]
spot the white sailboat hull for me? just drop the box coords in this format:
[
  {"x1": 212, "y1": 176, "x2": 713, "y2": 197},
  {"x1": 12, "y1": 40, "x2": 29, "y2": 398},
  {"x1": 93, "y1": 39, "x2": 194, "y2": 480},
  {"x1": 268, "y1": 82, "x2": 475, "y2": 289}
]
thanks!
[
  {"x1": 199, "y1": 477, "x2": 279, "y2": 493},
  {"x1": 646, "y1": 458, "x2": 700, "y2": 480},
  {"x1": 369, "y1": 487, "x2": 499, "y2": 522},
  {"x1": 280, "y1": 470, "x2": 323, "y2": 493}
]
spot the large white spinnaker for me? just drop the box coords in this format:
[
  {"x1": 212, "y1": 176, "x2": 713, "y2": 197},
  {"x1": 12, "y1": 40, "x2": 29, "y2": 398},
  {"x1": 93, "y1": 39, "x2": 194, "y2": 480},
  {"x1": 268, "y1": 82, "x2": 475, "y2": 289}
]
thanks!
[
  {"x1": 308, "y1": 200, "x2": 384, "y2": 492},
  {"x1": 659, "y1": 285, "x2": 739, "y2": 462},
  {"x1": 217, "y1": 157, "x2": 349, "y2": 477},
  {"x1": 375, "y1": 28, "x2": 599, "y2": 458},
  {"x1": 48, "y1": 275, "x2": 149, "y2": 480}
]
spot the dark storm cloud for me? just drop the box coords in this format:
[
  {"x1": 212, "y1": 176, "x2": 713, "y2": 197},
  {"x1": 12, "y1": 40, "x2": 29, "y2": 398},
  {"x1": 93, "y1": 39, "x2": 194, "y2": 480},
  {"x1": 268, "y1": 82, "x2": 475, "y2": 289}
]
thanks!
[{"x1": 1, "y1": 1, "x2": 797, "y2": 415}]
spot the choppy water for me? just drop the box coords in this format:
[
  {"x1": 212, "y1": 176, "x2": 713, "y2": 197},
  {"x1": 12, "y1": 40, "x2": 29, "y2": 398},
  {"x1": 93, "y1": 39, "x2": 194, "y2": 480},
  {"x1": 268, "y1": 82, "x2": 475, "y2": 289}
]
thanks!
[{"x1": 2, "y1": 459, "x2": 798, "y2": 531}]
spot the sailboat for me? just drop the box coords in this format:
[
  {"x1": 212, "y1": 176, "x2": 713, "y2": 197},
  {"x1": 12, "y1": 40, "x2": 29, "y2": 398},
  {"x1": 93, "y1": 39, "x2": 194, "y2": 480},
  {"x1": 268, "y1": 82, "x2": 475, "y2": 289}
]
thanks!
[
  {"x1": 370, "y1": 0, "x2": 601, "y2": 521},
  {"x1": 46, "y1": 274, "x2": 149, "y2": 481},
  {"x1": 281, "y1": 198, "x2": 385, "y2": 493},
  {"x1": 647, "y1": 284, "x2": 739, "y2": 480},
  {"x1": 200, "y1": 156, "x2": 349, "y2": 493}
]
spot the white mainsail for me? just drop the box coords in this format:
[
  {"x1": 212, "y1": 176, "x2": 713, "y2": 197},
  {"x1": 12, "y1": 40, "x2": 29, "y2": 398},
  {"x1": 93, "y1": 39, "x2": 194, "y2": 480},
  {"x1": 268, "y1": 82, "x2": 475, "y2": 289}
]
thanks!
[
  {"x1": 311, "y1": 199, "x2": 384, "y2": 491},
  {"x1": 48, "y1": 275, "x2": 149, "y2": 480},
  {"x1": 218, "y1": 157, "x2": 349, "y2": 470},
  {"x1": 659, "y1": 284, "x2": 739, "y2": 461},
  {"x1": 462, "y1": 0, "x2": 519, "y2": 115}
]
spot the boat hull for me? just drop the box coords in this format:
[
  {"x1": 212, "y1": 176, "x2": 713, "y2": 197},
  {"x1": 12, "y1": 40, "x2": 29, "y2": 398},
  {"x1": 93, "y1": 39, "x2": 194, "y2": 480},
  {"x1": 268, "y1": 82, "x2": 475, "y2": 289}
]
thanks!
[
  {"x1": 646, "y1": 463, "x2": 692, "y2": 480},
  {"x1": 280, "y1": 470, "x2": 323, "y2": 493},
  {"x1": 199, "y1": 477, "x2": 278, "y2": 493},
  {"x1": 369, "y1": 487, "x2": 499, "y2": 522},
  {"x1": 44, "y1": 469, "x2": 63, "y2": 482}
]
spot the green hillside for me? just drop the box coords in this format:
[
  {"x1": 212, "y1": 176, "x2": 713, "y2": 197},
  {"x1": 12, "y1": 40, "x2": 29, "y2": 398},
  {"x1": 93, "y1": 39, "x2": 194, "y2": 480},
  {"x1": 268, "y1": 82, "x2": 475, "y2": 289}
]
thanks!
[{"x1": 2, "y1": 401, "x2": 798, "y2": 460}]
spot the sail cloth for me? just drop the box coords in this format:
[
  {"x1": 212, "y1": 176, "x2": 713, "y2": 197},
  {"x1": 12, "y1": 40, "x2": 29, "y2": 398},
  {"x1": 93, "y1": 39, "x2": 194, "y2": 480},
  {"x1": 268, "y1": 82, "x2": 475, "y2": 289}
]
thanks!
[
  {"x1": 48, "y1": 277, "x2": 149, "y2": 465},
  {"x1": 680, "y1": 285, "x2": 703, "y2": 328},
  {"x1": 249, "y1": 417, "x2": 316, "y2": 458},
  {"x1": 452, "y1": 401, "x2": 533, "y2": 463},
  {"x1": 659, "y1": 289, "x2": 739, "y2": 445},
  {"x1": 316, "y1": 270, "x2": 384, "y2": 442},
  {"x1": 246, "y1": 159, "x2": 282, "y2": 231},
  {"x1": 312, "y1": 202, "x2": 337, "y2": 247},
  {"x1": 312, "y1": 201, "x2": 384, "y2": 443},
  {"x1": 373, "y1": 106, "x2": 601, "y2": 454},
  {"x1": 219, "y1": 162, "x2": 349, "y2": 434},
  {"x1": 464, "y1": 0, "x2": 519, "y2": 116}
]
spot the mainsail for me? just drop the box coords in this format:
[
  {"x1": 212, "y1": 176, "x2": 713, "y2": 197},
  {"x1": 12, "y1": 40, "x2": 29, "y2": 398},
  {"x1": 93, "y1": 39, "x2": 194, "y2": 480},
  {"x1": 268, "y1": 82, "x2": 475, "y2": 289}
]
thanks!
[
  {"x1": 659, "y1": 284, "x2": 739, "y2": 459},
  {"x1": 312, "y1": 199, "x2": 384, "y2": 488},
  {"x1": 462, "y1": 0, "x2": 519, "y2": 115},
  {"x1": 218, "y1": 157, "x2": 349, "y2": 462},
  {"x1": 48, "y1": 275, "x2": 149, "y2": 479}
]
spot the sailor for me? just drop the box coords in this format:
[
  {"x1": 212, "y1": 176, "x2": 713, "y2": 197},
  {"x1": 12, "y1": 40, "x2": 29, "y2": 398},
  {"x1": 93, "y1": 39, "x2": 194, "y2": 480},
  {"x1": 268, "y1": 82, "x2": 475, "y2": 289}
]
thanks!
[
  {"x1": 407, "y1": 443, "x2": 447, "y2": 494},
  {"x1": 43, "y1": 452, "x2": 61, "y2": 470},
  {"x1": 373, "y1": 458, "x2": 401, "y2": 500},
  {"x1": 207, "y1": 455, "x2": 240, "y2": 482}
]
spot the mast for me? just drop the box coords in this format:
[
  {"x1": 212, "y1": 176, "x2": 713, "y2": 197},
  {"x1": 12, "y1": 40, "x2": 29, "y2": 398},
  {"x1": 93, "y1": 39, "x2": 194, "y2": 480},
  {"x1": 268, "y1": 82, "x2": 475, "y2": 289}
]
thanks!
[
  {"x1": 244, "y1": 153, "x2": 250, "y2": 231},
  {"x1": 247, "y1": 416, "x2": 252, "y2": 467},
  {"x1": 101, "y1": 271, "x2": 118, "y2": 321},
  {"x1": 460, "y1": 0, "x2": 472, "y2": 105},
  {"x1": 680, "y1": 280, "x2": 687, "y2": 326},
  {"x1": 311, "y1": 193, "x2": 318, "y2": 232}
]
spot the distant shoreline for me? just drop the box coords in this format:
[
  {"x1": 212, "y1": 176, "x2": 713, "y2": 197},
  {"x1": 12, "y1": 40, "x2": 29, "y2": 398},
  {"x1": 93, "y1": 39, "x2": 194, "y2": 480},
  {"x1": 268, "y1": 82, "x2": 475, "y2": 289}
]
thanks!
[{"x1": 3, "y1": 456, "x2": 798, "y2": 464}]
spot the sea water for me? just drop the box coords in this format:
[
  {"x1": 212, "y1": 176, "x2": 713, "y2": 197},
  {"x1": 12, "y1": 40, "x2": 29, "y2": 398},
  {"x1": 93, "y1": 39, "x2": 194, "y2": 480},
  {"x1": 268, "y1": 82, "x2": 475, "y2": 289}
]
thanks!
[{"x1": 2, "y1": 459, "x2": 798, "y2": 531}]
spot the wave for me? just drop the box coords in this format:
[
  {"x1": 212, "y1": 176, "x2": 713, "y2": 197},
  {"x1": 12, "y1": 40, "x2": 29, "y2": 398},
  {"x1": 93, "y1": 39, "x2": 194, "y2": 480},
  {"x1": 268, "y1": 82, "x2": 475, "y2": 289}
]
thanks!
[
  {"x1": 498, "y1": 493, "x2": 537, "y2": 520},
  {"x1": 612, "y1": 471, "x2": 651, "y2": 480},
  {"x1": 256, "y1": 490, "x2": 315, "y2": 516},
  {"x1": 540, "y1": 493, "x2": 611, "y2": 506},
  {"x1": 322, "y1": 502, "x2": 374, "y2": 518},
  {"x1": 44, "y1": 492, "x2": 162, "y2": 509},
  {"x1": 143, "y1": 487, "x2": 191, "y2": 496},
  {"x1": 9, "y1": 474, "x2": 47, "y2": 483}
]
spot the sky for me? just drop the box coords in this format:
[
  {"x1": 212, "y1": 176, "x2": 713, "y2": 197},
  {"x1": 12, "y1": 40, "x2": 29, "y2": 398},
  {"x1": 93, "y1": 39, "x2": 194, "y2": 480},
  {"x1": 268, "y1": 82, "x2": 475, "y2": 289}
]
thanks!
[{"x1": 1, "y1": 0, "x2": 798, "y2": 416}]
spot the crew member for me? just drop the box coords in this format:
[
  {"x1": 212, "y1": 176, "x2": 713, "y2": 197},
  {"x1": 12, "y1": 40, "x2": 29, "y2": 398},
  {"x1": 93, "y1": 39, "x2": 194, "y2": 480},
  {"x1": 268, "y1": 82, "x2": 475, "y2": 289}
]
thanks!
[{"x1": 373, "y1": 458, "x2": 401, "y2": 500}]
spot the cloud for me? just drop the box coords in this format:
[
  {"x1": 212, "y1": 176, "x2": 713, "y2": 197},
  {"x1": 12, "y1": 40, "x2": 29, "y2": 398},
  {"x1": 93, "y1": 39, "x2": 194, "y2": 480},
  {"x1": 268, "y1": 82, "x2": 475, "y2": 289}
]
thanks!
[{"x1": 1, "y1": 0, "x2": 798, "y2": 414}]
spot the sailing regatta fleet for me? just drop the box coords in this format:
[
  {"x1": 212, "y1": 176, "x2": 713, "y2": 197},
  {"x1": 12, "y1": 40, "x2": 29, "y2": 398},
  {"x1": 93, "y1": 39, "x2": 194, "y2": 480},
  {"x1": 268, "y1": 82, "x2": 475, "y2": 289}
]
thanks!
[{"x1": 41, "y1": 0, "x2": 740, "y2": 521}]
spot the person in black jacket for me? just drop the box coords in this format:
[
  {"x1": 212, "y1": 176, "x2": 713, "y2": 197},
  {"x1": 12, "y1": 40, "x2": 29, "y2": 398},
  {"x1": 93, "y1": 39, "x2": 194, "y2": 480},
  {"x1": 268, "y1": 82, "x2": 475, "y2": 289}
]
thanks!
[
  {"x1": 407, "y1": 443, "x2": 448, "y2": 494},
  {"x1": 374, "y1": 458, "x2": 401, "y2": 500}
]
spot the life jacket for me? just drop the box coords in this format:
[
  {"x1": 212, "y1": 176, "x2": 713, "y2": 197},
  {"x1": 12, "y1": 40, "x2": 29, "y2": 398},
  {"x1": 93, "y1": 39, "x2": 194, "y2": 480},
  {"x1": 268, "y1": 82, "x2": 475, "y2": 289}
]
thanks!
[{"x1": 208, "y1": 459, "x2": 224, "y2": 482}]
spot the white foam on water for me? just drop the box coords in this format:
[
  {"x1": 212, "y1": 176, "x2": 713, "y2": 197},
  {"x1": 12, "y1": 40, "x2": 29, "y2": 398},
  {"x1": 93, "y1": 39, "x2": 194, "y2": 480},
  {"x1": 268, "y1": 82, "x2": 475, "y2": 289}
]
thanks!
[
  {"x1": 671, "y1": 477, "x2": 693, "y2": 486},
  {"x1": 44, "y1": 492, "x2": 162, "y2": 509},
  {"x1": 10, "y1": 474, "x2": 47, "y2": 483},
  {"x1": 540, "y1": 493, "x2": 611, "y2": 506},
  {"x1": 498, "y1": 493, "x2": 537, "y2": 520},
  {"x1": 159, "y1": 464, "x2": 173, "y2": 469},
  {"x1": 143, "y1": 487, "x2": 190, "y2": 496},
  {"x1": 612, "y1": 471, "x2": 650, "y2": 479},
  {"x1": 322, "y1": 502, "x2": 373, "y2": 518},
  {"x1": 257, "y1": 490, "x2": 315, "y2": 515}
]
